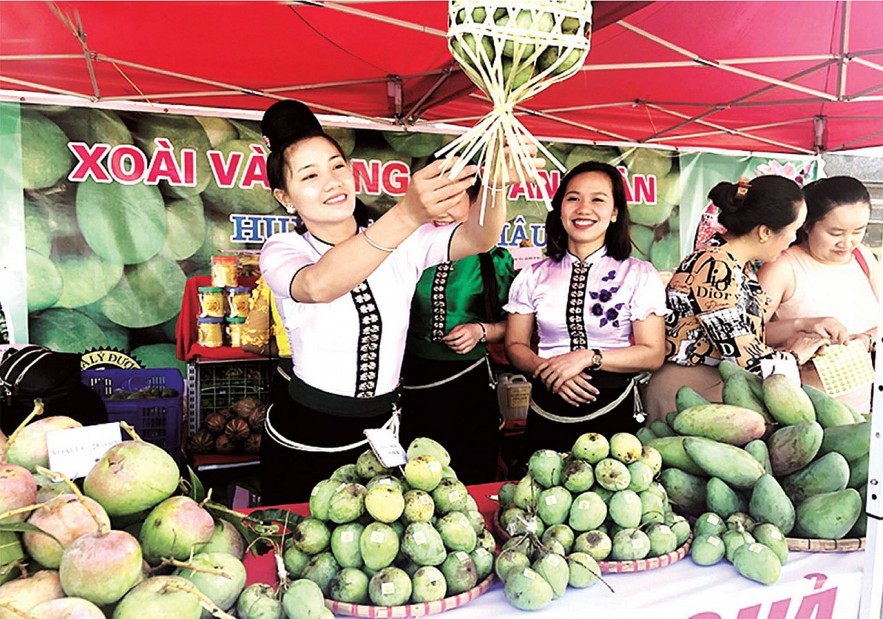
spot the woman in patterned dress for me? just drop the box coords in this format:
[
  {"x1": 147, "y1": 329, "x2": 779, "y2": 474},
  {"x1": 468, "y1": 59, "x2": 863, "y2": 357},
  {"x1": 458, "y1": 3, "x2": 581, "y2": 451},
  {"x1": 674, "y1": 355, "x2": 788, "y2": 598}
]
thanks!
[
  {"x1": 645, "y1": 175, "x2": 830, "y2": 423},
  {"x1": 504, "y1": 161, "x2": 669, "y2": 456}
]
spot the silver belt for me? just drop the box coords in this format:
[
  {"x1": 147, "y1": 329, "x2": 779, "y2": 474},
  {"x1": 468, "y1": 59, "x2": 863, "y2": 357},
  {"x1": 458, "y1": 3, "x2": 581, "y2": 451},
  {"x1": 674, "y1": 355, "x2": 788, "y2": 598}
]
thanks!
[
  {"x1": 402, "y1": 355, "x2": 494, "y2": 390},
  {"x1": 529, "y1": 376, "x2": 637, "y2": 424},
  {"x1": 264, "y1": 403, "x2": 400, "y2": 453}
]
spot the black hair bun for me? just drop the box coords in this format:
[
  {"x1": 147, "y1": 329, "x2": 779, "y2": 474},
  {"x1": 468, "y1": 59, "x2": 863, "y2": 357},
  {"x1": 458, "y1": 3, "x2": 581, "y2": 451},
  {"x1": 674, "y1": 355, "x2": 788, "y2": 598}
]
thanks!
[
  {"x1": 708, "y1": 181, "x2": 740, "y2": 213},
  {"x1": 261, "y1": 100, "x2": 322, "y2": 152}
]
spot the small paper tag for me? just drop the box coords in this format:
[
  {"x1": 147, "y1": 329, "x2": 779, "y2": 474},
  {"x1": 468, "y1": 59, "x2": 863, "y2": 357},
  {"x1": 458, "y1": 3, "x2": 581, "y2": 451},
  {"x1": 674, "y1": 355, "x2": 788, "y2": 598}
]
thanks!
[
  {"x1": 545, "y1": 495, "x2": 558, "y2": 506},
  {"x1": 370, "y1": 531, "x2": 385, "y2": 544},
  {"x1": 364, "y1": 429, "x2": 408, "y2": 468},
  {"x1": 46, "y1": 423, "x2": 122, "y2": 479},
  {"x1": 414, "y1": 531, "x2": 426, "y2": 545},
  {"x1": 341, "y1": 531, "x2": 354, "y2": 543},
  {"x1": 381, "y1": 582, "x2": 396, "y2": 595},
  {"x1": 624, "y1": 493, "x2": 638, "y2": 503},
  {"x1": 708, "y1": 514, "x2": 721, "y2": 524},
  {"x1": 428, "y1": 460, "x2": 442, "y2": 472},
  {"x1": 449, "y1": 491, "x2": 461, "y2": 503},
  {"x1": 708, "y1": 536, "x2": 721, "y2": 546},
  {"x1": 578, "y1": 500, "x2": 590, "y2": 510}
]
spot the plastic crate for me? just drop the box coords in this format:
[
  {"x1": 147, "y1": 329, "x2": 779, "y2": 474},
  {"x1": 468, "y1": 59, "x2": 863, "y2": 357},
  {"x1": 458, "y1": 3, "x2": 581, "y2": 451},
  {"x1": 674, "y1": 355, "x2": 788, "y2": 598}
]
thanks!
[
  {"x1": 81, "y1": 368, "x2": 184, "y2": 462},
  {"x1": 186, "y1": 359, "x2": 272, "y2": 437}
]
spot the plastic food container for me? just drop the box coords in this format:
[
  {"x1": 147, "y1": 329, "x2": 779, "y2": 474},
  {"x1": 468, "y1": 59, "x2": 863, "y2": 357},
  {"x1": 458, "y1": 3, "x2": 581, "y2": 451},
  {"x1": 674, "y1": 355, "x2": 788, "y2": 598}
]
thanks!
[
  {"x1": 211, "y1": 255, "x2": 239, "y2": 288},
  {"x1": 198, "y1": 286, "x2": 226, "y2": 318},
  {"x1": 226, "y1": 317, "x2": 246, "y2": 348},
  {"x1": 227, "y1": 286, "x2": 252, "y2": 318},
  {"x1": 197, "y1": 317, "x2": 225, "y2": 347}
]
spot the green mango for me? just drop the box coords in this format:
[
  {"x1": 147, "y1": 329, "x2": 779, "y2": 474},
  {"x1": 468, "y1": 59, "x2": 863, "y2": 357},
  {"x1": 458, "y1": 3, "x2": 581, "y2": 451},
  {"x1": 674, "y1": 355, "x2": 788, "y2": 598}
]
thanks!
[
  {"x1": 848, "y1": 485, "x2": 867, "y2": 538},
  {"x1": 440, "y1": 551, "x2": 477, "y2": 595},
  {"x1": 683, "y1": 437, "x2": 765, "y2": 490},
  {"x1": 802, "y1": 384, "x2": 855, "y2": 428},
  {"x1": 536, "y1": 486, "x2": 573, "y2": 526},
  {"x1": 718, "y1": 361, "x2": 764, "y2": 400},
  {"x1": 672, "y1": 404, "x2": 767, "y2": 446},
  {"x1": 748, "y1": 474, "x2": 795, "y2": 535},
  {"x1": 722, "y1": 529, "x2": 755, "y2": 563},
  {"x1": 327, "y1": 567, "x2": 369, "y2": 604},
  {"x1": 733, "y1": 543, "x2": 782, "y2": 585},
  {"x1": 531, "y1": 552, "x2": 569, "y2": 599},
  {"x1": 330, "y1": 523, "x2": 364, "y2": 569},
  {"x1": 359, "y1": 522, "x2": 398, "y2": 571},
  {"x1": 368, "y1": 567, "x2": 411, "y2": 606},
  {"x1": 300, "y1": 552, "x2": 339, "y2": 596},
  {"x1": 818, "y1": 421, "x2": 872, "y2": 462},
  {"x1": 636, "y1": 427, "x2": 658, "y2": 445},
  {"x1": 767, "y1": 422, "x2": 823, "y2": 477},
  {"x1": 401, "y1": 522, "x2": 445, "y2": 567},
  {"x1": 658, "y1": 468, "x2": 707, "y2": 516},
  {"x1": 722, "y1": 375, "x2": 772, "y2": 422},
  {"x1": 410, "y1": 566, "x2": 446, "y2": 603},
  {"x1": 780, "y1": 452, "x2": 850, "y2": 505},
  {"x1": 794, "y1": 489, "x2": 862, "y2": 540},
  {"x1": 752, "y1": 523, "x2": 788, "y2": 565},
  {"x1": 848, "y1": 453, "x2": 869, "y2": 489},
  {"x1": 690, "y1": 533, "x2": 726, "y2": 566},
  {"x1": 744, "y1": 440, "x2": 772, "y2": 475},
  {"x1": 566, "y1": 552, "x2": 600, "y2": 588},
  {"x1": 649, "y1": 420, "x2": 676, "y2": 438},
  {"x1": 675, "y1": 386, "x2": 710, "y2": 412},
  {"x1": 647, "y1": 437, "x2": 705, "y2": 476},
  {"x1": 762, "y1": 374, "x2": 815, "y2": 426},
  {"x1": 706, "y1": 477, "x2": 747, "y2": 519},
  {"x1": 504, "y1": 567, "x2": 554, "y2": 611}
]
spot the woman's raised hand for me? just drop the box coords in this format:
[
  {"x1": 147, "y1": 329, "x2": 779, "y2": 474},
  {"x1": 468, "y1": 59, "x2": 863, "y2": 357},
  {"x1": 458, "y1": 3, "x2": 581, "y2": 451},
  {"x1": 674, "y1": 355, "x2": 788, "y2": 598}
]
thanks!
[{"x1": 398, "y1": 158, "x2": 478, "y2": 226}]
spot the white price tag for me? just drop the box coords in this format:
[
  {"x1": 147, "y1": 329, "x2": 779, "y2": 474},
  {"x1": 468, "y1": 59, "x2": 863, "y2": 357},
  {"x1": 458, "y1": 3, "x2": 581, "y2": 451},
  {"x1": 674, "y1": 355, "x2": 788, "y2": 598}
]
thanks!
[
  {"x1": 414, "y1": 531, "x2": 426, "y2": 545},
  {"x1": 364, "y1": 429, "x2": 407, "y2": 468},
  {"x1": 46, "y1": 423, "x2": 122, "y2": 479},
  {"x1": 370, "y1": 531, "x2": 385, "y2": 544},
  {"x1": 545, "y1": 495, "x2": 557, "y2": 506},
  {"x1": 341, "y1": 531, "x2": 354, "y2": 543},
  {"x1": 381, "y1": 582, "x2": 396, "y2": 595}
]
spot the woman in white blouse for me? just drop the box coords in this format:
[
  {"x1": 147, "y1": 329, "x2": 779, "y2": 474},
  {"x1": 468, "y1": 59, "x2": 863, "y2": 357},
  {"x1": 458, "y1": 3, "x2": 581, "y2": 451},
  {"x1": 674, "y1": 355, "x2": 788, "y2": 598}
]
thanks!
[
  {"x1": 258, "y1": 100, "x2": 540, "y2": 504},
  {"x1": 505, "y1": 161, "x2": 669, "y2": 457}
]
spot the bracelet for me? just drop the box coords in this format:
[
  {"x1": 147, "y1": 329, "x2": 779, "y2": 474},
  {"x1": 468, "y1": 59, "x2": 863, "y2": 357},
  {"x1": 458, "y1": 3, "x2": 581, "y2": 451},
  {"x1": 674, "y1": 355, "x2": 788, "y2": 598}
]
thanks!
[
  {"x1": 475, "y1": 322, "x2": 488, "y2": 343},
  {"x1": 362, "y1": 230, "x2": 397, "y2": 253}
]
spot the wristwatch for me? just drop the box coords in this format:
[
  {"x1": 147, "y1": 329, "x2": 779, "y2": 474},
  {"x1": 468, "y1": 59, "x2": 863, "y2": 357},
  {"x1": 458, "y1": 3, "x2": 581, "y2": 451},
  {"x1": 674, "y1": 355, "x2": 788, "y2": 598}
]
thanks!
[{"x1": 588, "y1": 348, "x2": 603, "y2": 370}]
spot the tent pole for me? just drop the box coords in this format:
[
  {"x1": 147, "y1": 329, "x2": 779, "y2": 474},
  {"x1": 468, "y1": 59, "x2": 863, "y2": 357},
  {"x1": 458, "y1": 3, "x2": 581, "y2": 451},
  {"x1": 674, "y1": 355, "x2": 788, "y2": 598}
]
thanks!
[
  {"x1": 859, "y1": 252, "x2": 883, "y2": 619},
  {"x1": 837, "y1": 0, "x2": 852, "y2": 100}
]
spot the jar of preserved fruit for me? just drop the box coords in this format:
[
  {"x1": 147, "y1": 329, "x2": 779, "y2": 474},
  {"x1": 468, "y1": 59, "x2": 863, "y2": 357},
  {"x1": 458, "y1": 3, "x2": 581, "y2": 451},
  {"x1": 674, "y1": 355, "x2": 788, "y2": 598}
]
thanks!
[
  {"x1": 198, "y1": 286, "x2": 226, "y2": 318},
  {"x1": 197, "y1": 317, "x2": 225, "y2": 348}
]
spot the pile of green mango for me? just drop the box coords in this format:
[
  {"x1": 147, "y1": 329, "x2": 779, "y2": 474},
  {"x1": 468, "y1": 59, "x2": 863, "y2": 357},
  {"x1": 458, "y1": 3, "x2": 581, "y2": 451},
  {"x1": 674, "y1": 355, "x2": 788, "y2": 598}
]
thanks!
[
  {"x1": 281, "y1": 438, "x2": 495, "y2": 609},
  {"x1": 495, "y1": 432, "x2": 691, "y2": 610},
  {"x1": 644, "y1": 362, "x2": 870, "y2": 584}
]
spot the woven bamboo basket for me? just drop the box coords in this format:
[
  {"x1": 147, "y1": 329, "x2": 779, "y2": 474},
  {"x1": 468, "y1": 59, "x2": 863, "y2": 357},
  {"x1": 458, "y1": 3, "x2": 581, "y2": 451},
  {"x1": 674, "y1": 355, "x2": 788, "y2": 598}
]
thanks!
[
  {"x1": 441, "y1": 0, "x2": 593, "y2": 213},
  {"x1": 492, "y1": 508, "x2": 692, "y2": 573},
  {"x1": 324, "y1": 574, "x2": 494, "y2": 618},
  {"x1": 785, "y1": 536, "x2": 866, "y2": 552}
]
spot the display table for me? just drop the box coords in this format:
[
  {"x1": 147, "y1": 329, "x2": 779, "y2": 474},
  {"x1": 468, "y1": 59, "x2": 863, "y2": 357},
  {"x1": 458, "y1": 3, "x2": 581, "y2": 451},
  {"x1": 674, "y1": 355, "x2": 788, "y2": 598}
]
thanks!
[{"x1": 242, "y1": 481, "x2": 865, "y2": 618}]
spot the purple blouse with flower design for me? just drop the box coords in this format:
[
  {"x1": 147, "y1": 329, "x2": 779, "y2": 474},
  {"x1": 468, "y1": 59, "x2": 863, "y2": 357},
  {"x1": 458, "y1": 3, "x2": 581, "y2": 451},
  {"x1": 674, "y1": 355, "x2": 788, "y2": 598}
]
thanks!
[{"x1": 504, "y1": 247, "x2": 670, "y2": 358}]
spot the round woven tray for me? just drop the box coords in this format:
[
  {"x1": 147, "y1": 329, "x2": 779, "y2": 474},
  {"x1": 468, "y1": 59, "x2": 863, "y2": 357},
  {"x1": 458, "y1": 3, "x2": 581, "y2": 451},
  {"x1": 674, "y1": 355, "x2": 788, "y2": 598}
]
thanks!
[
  {"x1": 493, "y1": 508, "x2": 692, "y2": 573},
  {"x1": 785, "y1": 536, "x2": 866, "y2": 552},
  {"x1": 324, "y1": 574, "x2": 494, "y2": 618}
]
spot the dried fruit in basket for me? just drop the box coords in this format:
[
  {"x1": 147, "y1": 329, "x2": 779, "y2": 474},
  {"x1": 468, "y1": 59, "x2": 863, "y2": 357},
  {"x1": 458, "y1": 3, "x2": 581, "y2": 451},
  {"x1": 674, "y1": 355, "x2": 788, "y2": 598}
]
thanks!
[
  {"x1": 204, "y1": 411, "x2": 227, "y2": 434},
  {"x1": 247, "y1": 403, "x2": 268, "y2": 431},
  {"x1": 244, "y1": 433, "x2": 262, "y2": 455},
  {"x1": 231, "y1": 397, "x2": 262, "y2": 419},
  {"x1": 442, "y1": 0, "x2": 593, "y2": 208},
  {"x1": 189, "y1": 428, "x2": 215, "y2": 454},
  {"x1": 225, "y1": 418, "x2": 250, "y2": 442},
  {"x1": 215, "y1": 434, "x2": 236, "y2": 454}
]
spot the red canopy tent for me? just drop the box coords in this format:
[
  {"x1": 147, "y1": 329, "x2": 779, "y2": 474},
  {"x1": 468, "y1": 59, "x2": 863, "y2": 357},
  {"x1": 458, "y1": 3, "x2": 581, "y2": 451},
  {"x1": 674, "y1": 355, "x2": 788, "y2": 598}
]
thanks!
[
  {"x1": 3, "y1": 1, "x2": 883, "y2": 154},
  {"x1": 2, "y1": 3, "x2": 882, "y2": 616}
]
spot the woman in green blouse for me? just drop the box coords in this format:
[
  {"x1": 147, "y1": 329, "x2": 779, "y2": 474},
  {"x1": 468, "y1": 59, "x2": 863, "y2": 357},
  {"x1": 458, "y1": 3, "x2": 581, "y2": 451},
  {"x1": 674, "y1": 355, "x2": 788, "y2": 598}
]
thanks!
[{"x1": 399, "y1": 181, "x2": 515, "y2": 484}]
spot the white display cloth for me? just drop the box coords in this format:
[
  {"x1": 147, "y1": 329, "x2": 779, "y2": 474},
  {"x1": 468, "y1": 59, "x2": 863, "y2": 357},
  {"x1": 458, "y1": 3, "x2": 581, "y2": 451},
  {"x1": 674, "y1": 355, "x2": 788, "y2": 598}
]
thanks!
[{"x1": 431, "y1": 550, "x2": 862, "y2": 618}]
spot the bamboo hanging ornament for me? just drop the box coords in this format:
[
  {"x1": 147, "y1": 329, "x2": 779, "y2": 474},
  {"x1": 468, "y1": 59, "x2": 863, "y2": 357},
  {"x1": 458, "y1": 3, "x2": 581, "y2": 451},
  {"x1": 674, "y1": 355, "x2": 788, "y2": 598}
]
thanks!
[{"x1": 440, "y1": 0, "x2": 593, "y2": 216}]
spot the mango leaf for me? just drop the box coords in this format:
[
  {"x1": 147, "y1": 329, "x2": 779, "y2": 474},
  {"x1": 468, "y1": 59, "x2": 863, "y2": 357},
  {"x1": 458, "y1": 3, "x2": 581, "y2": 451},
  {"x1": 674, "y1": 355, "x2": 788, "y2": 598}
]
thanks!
[
  {"x1": 205, "y1": 502, "x2": 301, "y2": 557},
  {"x1": 0, "y1": 531, "x2": 24, "y2": 568},
  {"x1": 187, "y1": 465, "x2": 207, "y2": 503}
]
